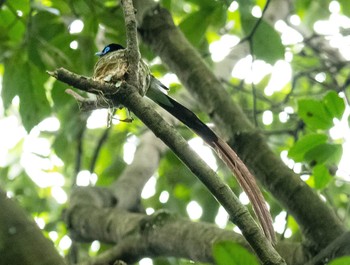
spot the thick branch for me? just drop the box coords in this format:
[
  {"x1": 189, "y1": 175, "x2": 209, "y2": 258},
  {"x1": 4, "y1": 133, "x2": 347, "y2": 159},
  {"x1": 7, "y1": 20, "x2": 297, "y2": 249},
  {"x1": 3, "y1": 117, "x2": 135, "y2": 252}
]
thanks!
[
  {"x1": 67, "y1": 187, "x2": 304, "y2": 265},
  {"x1": 68, "y1": 202, "x2": 246, "y2": 264},
  {"x1": 111, "y1": 131, "x2": 167, "y2": 211}
]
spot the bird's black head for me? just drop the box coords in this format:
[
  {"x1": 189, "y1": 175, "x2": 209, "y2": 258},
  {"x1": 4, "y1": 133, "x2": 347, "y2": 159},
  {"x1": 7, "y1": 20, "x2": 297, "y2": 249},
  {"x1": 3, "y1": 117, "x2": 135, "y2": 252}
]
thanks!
[{"x1": 95, "y1": 43, "x2": 125, "y2": 57}]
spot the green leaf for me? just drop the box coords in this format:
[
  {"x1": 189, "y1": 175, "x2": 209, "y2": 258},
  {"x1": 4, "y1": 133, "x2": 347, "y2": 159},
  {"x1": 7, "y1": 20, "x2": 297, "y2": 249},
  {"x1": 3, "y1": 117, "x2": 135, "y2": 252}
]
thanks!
[
  {"x1": 241, "y1": 16, "x2": 284, "y2": 64},
  {"x1": 31, "y1": 12, "x2": 66, "y2": 42},
  {"x1": 210, "y1": 4, "x2": 227, "y2": 29},
  {"x1": 288, "y1": 133, "x2": 328, "y2": 162},
  {"x1": 186, "y1": 0, "x2": 217, "y2": 8},
  {"x1": 161, "y1": 0, "x2": 172, "y2": 10},
  {"x1": 304, "y1": 143, "x2": 343, "y2": 166},
  {"x1": 329, "y1": 256, "x2": 350, "y2": 265},
  {"x1": 179, "y1": 9, "x2": 212, "y2": 46},
  {"x1": 2, "y1": 53, "x2": 51, "y2": 131},
  {"x1": 28, "y1": 11, "x2": 74, "y2": 70},
  {"x1": 2, "y1": 59, "x2": 20, "y2": 110},
  {"x1": 338, "y1": 0, "x2": 350, "y2": 16},
  {"x1": 236, "y1": 0, "x2": 255, "y2": 15},
  {"x1": 323, "y1": 91, "x2": 345, "y2": 119},
  {"x1": 20, "y1": 64, "x2": 51, "y2": 131},
  {"x1": 0, "y1": 8, "x2": 26, "y2": 43},
  {"x1": 313, "y1": 164, "x2": 333, "y2": 190},
  {"x1": 10, "y1": 0, "x2": 30, "y2": 14},
  {"x1": 52, "y1": 104, "x2": 86, "y2": 161},
  {"x1": 173, "y1": 183, "x2": 191, "y2": 200},
  {"x1": 298, "y1": 99, "x2": 333, "y2": 130},
  {"x1": 295, "y1": 0, "x2": 329, "y2": 26},
  {"x1": 295, "y1": 0, "x2": 313, "y2": 18},
  {"x1": 213, "y1": 241, "x2": 259, "y2": 265}
]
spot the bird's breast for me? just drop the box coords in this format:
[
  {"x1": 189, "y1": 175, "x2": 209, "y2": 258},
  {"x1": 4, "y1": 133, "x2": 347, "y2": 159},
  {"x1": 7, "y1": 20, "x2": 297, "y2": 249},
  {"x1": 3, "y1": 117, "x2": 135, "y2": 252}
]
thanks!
[
  {"x1": 93, "y1": 50, "x2": 151, "y2": 96},
  {"x1": 93, "y1": 51, "x2": 128, "y2": 83}
]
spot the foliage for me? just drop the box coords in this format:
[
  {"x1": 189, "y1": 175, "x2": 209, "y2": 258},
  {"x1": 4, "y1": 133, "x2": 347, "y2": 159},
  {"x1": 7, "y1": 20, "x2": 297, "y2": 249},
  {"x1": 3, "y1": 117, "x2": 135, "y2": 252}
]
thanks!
[
  {"x1": 1, "y1": 0, "x2": 350, "y2": 264},
  {"x1": 329, "y1": 256, "x2": 350, "y2": 265},
  {"x1": 213, "y1": 241, "x2": 259, "y2": 265}
]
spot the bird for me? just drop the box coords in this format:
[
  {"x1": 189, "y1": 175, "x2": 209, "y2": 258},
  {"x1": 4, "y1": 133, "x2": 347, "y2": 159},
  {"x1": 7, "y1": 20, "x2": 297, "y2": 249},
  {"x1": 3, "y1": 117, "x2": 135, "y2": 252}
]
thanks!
[{"x1": 93, "y1": 43, "x2": 275, "y2": 243}]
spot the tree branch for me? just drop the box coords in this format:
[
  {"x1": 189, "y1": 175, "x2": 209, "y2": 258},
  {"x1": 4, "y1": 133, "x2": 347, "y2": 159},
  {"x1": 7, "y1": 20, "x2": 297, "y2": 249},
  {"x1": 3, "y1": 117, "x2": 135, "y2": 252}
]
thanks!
[
  {"x1": 67, "y1": 187, "x2": 304, "y2": 265},
  {"x1": 0, "y1": 189, "x2": 66, "y2": 265},
  {"x1": 122, "y1": 0, "x2": 140, "y2": 89},
  {"x1": 49, "y1": 66, "x2": 283, "y2": 264},
  {"x1": 67, "y1": 201, "x2": 246, "y2": 264},
  {"x1": 110, "y1": 131, "x2": 167, "y2": 211}
]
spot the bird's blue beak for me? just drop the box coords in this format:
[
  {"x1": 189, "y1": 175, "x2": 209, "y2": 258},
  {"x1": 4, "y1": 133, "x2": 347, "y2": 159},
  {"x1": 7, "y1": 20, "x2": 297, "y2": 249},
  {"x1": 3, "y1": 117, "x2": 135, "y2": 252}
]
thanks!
[{"x1": 95, "y1": 51, "x2": 103, "y2": 57}]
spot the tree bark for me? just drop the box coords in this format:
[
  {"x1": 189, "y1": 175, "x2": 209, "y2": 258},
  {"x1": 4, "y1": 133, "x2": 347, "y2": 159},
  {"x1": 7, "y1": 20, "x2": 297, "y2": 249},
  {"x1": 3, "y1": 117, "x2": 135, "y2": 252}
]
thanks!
[{"x1": 0, "y1": 189, "x2": 66, "y2": 265}]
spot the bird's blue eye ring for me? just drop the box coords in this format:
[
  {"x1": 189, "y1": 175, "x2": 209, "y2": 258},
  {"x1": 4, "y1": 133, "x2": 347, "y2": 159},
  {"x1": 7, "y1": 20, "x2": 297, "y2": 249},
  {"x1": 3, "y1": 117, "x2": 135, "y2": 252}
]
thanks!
[{"x1": 103, "y1": 46, "x2": 110, "y2": 54}]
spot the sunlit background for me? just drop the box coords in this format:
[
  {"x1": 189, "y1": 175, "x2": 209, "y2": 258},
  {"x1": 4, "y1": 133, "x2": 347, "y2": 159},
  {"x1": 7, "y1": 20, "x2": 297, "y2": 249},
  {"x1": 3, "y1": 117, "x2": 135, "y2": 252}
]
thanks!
[{"x1": 1, "y1": 0, "x2": 350, "y2": 262}]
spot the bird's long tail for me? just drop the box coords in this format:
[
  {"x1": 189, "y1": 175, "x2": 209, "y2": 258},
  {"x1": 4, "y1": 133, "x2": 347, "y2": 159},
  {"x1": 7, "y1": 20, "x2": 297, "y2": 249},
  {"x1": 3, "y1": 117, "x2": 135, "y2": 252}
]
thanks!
[
  {"x1": 212, "y1": 138, "x2": 275, "y2": 243},
  {"x1": 146, "y1": 82, "x2": 275, "y2": 243}
]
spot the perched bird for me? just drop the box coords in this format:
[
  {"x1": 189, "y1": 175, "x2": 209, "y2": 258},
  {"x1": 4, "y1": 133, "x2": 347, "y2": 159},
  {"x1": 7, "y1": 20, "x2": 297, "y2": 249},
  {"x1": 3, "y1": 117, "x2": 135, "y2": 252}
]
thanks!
[
  {"x1": 94, "y1": 43, "x2": 275, "y2": 243},
  {"x1": 94, "y1": 43, "x2": 151, "y2": 97}
]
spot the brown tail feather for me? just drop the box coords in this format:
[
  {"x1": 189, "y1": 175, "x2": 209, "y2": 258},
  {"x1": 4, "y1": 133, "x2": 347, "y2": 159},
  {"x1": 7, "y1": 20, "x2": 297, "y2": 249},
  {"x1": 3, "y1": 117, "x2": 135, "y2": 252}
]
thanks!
[
  {"x1": 213, "y1": 138, "x2": 275, "y2": 243},
  {"x1": 147, "y1": 87, "x2": 275, "y2": 243}
]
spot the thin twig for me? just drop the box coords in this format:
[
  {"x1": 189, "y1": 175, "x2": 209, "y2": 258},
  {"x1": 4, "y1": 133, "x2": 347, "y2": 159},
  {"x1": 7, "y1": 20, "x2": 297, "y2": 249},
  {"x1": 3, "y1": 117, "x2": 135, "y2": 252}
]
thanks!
[
  {"x1": 73, "y1": 126, "x2": 85, "y2": 187},
  {"x1": 239, "y1": 0, "x2": 272, "y2": 44},
  {"x1": 238, "y1": 0, "x2": 272, "y2": 127},
  {"x1": 89, "y1": 127, "x2": 111, "y2": 173}
]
